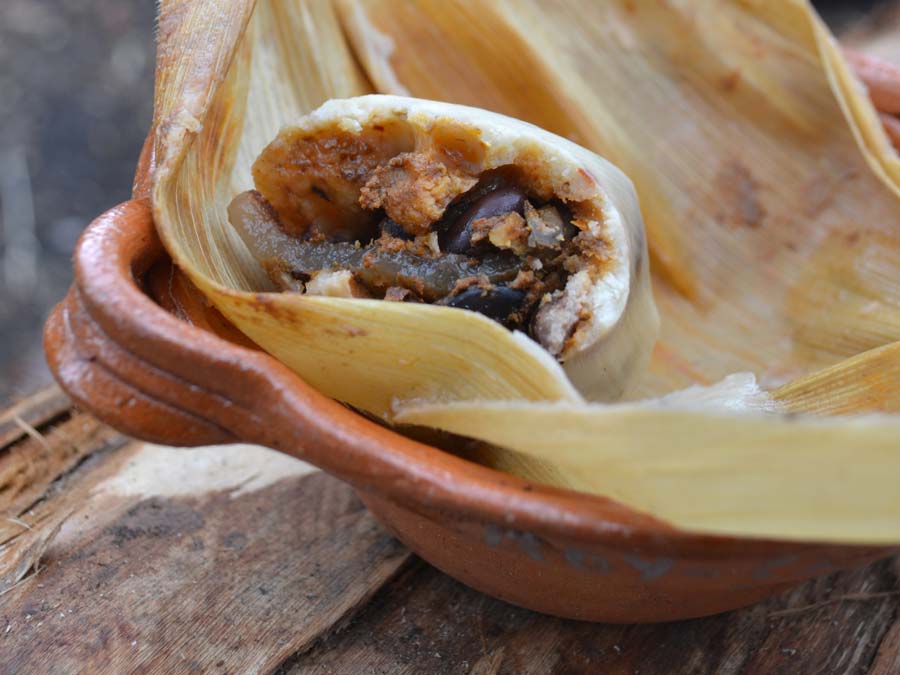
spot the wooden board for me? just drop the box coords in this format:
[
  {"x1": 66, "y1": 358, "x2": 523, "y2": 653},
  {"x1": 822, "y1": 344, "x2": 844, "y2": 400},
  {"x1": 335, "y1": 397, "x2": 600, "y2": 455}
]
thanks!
[
  {"x1": 1, "y1": 388, "x2": 898, "y2": 674},
  {"x1": 0, "y1": 387, "x2": 411, "y2": 673},
  {"x1": 5, "y1": 6, "x2": 900, "y2": 673},
  {"x1": 291, "y1": 557, "x2": 900, "y2": 674}
]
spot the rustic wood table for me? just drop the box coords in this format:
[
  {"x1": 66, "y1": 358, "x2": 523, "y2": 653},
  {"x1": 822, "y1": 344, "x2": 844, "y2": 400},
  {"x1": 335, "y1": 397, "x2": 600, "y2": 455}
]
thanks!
[
  {"x1": 3, "y1": 4, "x2": 900, "y2": 673},
  {"x1": 0, "y1": 386, "x2": 897, "y2": 674}
]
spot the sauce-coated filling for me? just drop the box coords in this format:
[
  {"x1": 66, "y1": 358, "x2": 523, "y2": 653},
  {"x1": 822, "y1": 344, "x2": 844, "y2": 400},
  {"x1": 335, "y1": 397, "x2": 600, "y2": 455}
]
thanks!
[{"x1": 230, "y1": 147, "x2": 596, "y2": 353}]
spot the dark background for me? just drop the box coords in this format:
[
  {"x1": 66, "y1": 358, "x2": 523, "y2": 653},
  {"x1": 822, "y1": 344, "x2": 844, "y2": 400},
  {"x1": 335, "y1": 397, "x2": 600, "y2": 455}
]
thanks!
[{"x1": 0, "y1": 0, "x2": 888, "y2": 405}]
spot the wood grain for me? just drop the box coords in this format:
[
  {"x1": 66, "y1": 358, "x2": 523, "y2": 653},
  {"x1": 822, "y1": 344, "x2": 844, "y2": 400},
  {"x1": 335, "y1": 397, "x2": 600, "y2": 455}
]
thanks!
[
  {"x1": 3, "y1": 389, "x2": 897, "y2": 673},
  {"x1": 0, "y1": 391, "x2": 411, "y2": 673},
  {"x1": 8, "y1": 5, "x2": 900, "y2": 673},
  {"x1": 871, "y1": 617, "x2": 900, "y2": 674},
  {"x1": 0, "y1": 385, "x2": 70, "y2": 449},
  {"x1": 290, "y1": 558, "x2": 899, "y2": 674}
]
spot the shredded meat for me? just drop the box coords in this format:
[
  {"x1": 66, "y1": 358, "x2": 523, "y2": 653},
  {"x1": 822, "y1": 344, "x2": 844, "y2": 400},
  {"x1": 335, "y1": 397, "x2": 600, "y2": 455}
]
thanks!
[
  {"x1": 384, "y1": 286, "x2": 421, "y2": 302},
  {"x1": 448, "y1": 275, "x2": 492, "y2": 296},
  {"x1": 531, "y1": 271, "x2": 593, "y2": 356},
  {"x1": 376, "y1": 231, "x2": 437, "y2": 258},
  {"x1": 233, "y1": 133, "x2": 603, "y2": 351},
  {"x1": 508, "y1": 269, "x2": 536, "y2": 290},
  {"x1": 305, "y1": 270, "x2": 371, "y2": 298},
  {"x1": 469, "y1": 212, "x2": 530, "y2": 256},
  {"x1": 524, "y1": 201, "x2": 566, "y2": 250},
  {"x1": 359, "y1": 152, "x2": 477, "y2": 236},
  {"x1": 252, "y1": 130, "x2": 389, "y2": 240}
]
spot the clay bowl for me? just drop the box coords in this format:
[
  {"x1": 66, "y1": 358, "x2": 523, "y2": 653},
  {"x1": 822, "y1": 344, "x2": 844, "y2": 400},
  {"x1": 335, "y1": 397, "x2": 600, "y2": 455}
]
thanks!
[{"x1": 44, "y1": 195, "x2": 894, "y2": 623}]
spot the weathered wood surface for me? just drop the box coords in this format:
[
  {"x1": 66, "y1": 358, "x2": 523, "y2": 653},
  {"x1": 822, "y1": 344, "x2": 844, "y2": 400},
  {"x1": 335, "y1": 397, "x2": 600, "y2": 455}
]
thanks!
[
  {"x1": 0, "y1": 387, "x2": 411, "y2": 673},
  {"x1": 5, "y1": 6, "x2": 900, "y2": 673},
  {"x1": 1, "y1": 388, "x2": 898, "y2": 674},
  {"x1": 291, "y1": 557, "x2": 900, "y2": 674}
]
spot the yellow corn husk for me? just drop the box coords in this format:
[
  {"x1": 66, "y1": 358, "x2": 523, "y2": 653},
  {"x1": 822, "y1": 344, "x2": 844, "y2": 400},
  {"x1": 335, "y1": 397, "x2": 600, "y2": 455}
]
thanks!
[
  {"x1": 774, "y1": 342, "x2": 900, "y2": 415},
  {"x1": 339, "y1": 0, "x2": 900, "y2": 396},
  {"x1": 151, "y1": 0, "x2": 600, "y2": 417},
  {"x1": 337, "y1": 0, "x2": 703, "y2": 300},
  {"x1": 394, "y1": 398, "x2": 900, "y2": 543},
  {"x1": 150, "y1": 0, "x2": 900, "y2": 543}
]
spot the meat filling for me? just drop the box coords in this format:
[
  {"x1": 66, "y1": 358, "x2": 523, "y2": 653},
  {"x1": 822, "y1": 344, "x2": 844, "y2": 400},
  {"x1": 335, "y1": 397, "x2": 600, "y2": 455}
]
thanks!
[{"x1": 229, "y1": 149, "x2": 591, "y2": 354}]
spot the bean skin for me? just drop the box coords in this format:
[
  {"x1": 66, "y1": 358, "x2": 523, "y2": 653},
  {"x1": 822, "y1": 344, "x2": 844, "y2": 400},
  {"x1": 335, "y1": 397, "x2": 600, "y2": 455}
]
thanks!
[
  {"x1": 439, "y1": 285, "x2": 527, "y2": 326},
  {"x1": 379, "y1": 217, "x2": 414, "y2": 240},
  {"x1": 228, "y1": 190, "x2": 519, "y2": 301},
  {"x1": 439, "y1": 185, "x2": 526, "y2": 253}
]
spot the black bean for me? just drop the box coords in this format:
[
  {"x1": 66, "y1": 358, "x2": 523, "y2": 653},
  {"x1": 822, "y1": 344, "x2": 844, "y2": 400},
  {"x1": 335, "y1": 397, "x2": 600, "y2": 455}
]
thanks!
[
  {"x1": 228, "y1": 191, "x2": 520, "y2": 302},
  {"x1": 380, "y1": 217, "x2": 414, "y2": 240},
  {"x1": 439, "y1": 185, "x2": 526, "y2": 253},
  {"x1": 438, "y1": 174, "x2": 507, "y2": 225},
  {"x1": 439, "y1": 285, "x2": 527, "y2": 326},
  {"x1": 555, "y1": 200, "x2": 579, "y2": 241}
]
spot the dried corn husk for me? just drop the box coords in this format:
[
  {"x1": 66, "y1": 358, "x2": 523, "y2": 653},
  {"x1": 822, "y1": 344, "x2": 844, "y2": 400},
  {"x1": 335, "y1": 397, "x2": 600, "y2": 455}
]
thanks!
[
  {"x1": 774, "y1": 342, "x2": 900, "y2": 415},
  {"x1": 395, "y1": 397, "x2": 900, "y2": 543},
  {"x1": 151, "y1": 0, "x2": 657, "y2": 416},
  {"x1": 150, "y1": 0, "x2": 900, "y2": 543},
  {"x1": 240, "y1": 95, "x2": 657, "y2": 403},
  {"x1": 340, "y1": 0, "x2": 900, "y2": 396}
]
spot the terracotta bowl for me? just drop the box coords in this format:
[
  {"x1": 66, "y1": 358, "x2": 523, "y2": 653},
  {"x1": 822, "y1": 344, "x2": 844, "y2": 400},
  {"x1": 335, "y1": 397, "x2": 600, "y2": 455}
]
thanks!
[{"x1": 42, "y1": 194, "x2": 897, "y2": 623}]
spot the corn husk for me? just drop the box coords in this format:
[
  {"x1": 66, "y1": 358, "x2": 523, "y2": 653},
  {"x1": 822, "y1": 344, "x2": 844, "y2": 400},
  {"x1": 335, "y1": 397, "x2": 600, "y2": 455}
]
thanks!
[
  {"x1": 152, "y1": 0, "x2": 662, "y2": 416},
  {"x1": 395, "y1": 396, "x2": 900, "y2": 544},
  {"x1": 243, "y1": 95, "x2": 658, "y2": 403},
  {"x1": 150, "y1": 0, "x2": 900, "y2": 543},
  {"x1": 339, "y1": 0, "x2": 900, "y2": 395}
]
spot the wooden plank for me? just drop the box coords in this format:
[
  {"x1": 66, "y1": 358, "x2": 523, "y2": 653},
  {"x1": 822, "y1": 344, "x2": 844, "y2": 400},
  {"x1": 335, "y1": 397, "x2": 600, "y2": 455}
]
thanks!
[
  {"x1": 289, "y1": 556, "x2": 899, "y2": 674},
  {"x1": 2, "y1": 387, "x2": 893, "y2": 674},
  {"x1": 0, "y1": 385, "x2": 71, "y2": 449},
  {"x1": 0, "y1": 391, "x2": 412, "y2": 673},
  {"x1": 871, "y1": 611, "x2": 900, "y2": 675},
  {"x1": 0, "y1": 409, "x2": 124, "y2": 520},
  {"x1": 285, "y1": 9, "x2": 900, "y2": 671},
  {"x1": 1, "y1": 408, "x2": 128, "y2": 594},
  {"x1": 3, "y1": 9, "x2": 900, "y2": 673}
]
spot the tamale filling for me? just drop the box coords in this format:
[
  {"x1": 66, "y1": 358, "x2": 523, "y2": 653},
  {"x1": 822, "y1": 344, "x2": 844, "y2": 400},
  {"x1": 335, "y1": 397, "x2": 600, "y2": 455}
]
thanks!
[{"x1": 229, "y1": 127, "x2": 608, "y2": 357}]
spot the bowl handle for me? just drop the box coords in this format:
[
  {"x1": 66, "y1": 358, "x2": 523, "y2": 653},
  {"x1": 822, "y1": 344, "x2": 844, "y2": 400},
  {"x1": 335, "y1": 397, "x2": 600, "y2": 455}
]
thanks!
[
  {"x1": 47, "y1": 50, "x2": 899, "y2": 446},
  {"x1": 45, "y1": 284, "x2": 237, "y2": 446},
  {"x1": 44, "y1": 200, "x2": 231, "y2": 444},
  {"x1": 44, "y1": 199, "x2": 326, "y2": 449}
]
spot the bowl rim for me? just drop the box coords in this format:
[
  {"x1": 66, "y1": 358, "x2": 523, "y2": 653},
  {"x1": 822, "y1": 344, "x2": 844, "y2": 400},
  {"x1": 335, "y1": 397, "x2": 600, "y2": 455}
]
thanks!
[
  {"x1": 43, "y1": 135, "x2": 891, "y2": 560},
  {"x1": 52, "y1": 195, "x2": 894, "y2": 561}
]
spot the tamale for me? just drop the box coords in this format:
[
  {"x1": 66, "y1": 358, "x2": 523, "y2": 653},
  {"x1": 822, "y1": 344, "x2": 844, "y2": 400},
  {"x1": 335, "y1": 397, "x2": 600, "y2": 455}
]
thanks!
[
  {"x1": 149, "y1": 0, "x2": 900, "y2": 544},
  {"x1": 227, "y1": 96, "x2": 658, "y2": 402}
]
